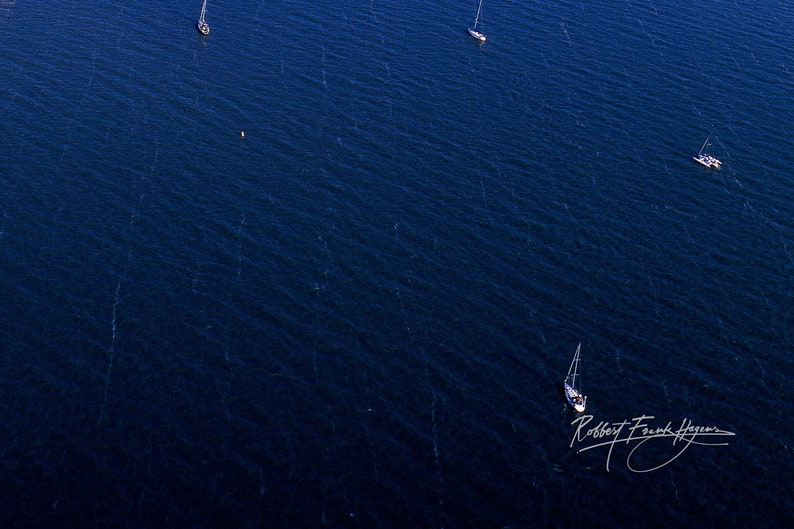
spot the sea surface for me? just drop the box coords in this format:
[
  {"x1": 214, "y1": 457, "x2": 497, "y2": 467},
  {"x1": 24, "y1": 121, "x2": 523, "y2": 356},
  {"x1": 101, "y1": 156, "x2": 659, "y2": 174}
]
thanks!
[{"x1": 1, "y1": 0, "x2": 792, "y2": 527}]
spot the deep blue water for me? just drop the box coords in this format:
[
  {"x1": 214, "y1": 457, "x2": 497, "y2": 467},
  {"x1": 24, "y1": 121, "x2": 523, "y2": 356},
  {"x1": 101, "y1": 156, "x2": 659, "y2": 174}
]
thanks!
[{"x1": 1, "y1": 0, "x2": 792, "y2": 527}]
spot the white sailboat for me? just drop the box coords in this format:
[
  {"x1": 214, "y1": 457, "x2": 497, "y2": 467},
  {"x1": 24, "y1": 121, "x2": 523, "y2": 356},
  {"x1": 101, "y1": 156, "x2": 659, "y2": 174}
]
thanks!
[
  {"x1": 693, "y1": 135, "x2": 722, "y2": 169},
  {"x1": 467, "y1": 0, "x2": 487, "y2": 42},
  {"x1": 563, "y1": 343, "x2": 586, "y2": 413},
  {"x1": 197, "y1": 0, "x2": 210, "y2": 35}
]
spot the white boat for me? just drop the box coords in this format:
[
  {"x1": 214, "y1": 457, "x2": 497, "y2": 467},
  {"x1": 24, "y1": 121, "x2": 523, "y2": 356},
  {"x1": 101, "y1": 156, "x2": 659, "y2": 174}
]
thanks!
[
  {"x1": 197, "y1": 0, "x2": 210, "y2": 35},
  {"x1": 563, "y1": 343, "x2": 586, "y2": 413},
  {"x1": 467, "y1": 0, "x2": 487, "y2": 42},
  {"x1": 693, "y1": 135, "x2": 722, "y2": 169}
]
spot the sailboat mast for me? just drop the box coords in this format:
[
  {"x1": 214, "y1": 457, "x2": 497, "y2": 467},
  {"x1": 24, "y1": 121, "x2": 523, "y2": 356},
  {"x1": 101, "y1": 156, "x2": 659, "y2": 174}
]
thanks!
[
  {"x1": 567, "y1": 343, "x2": 581, "y2": 388},
  {"x1": 474, "y1": 0, "x2": 483, "y2": 29},
  {"x1": 699, "y1": 135, "x2": 711, "y2": 155},
  {"x1": 575, "y1": 353, "x2": 581, "y2": 389}
]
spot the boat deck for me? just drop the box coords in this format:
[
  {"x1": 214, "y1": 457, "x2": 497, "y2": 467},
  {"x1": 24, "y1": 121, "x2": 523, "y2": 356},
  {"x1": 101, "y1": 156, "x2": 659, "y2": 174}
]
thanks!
[{"x1": 693, "y1": 154, "x2": 722, "y2": 169}]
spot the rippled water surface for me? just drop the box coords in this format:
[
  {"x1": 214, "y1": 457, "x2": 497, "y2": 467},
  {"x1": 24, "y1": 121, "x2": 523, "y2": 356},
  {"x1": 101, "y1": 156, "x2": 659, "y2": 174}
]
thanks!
[{"x1": 1, "y1": 1, "x2": 792, "y2": 527}]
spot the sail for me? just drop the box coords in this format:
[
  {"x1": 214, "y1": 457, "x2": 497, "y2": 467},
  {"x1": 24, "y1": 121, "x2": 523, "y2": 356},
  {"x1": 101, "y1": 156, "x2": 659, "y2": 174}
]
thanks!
[{"x1": 566, "y1": 343, "x2": 582, "y2": 389}]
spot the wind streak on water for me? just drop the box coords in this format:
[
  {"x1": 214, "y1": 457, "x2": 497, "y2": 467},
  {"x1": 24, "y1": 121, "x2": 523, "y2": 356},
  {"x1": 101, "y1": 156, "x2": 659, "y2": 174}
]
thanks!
[{"x1": 96, "y1": 133, "x2": 154, "y2": 431}]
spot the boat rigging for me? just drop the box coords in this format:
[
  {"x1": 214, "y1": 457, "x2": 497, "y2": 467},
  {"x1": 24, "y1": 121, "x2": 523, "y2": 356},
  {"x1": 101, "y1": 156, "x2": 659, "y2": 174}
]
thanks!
[
  {"x1": 197, "y1": 0, "x2": 210, "y2": 35},
  {"x1": 467, "y1": 0, "x2": 487, "y2": 42},
  {"x1": 693, "y1": 135, "x2": 722, "y2": 169},
  {"x1": 564, "y1": 343, "x2": 586, "y2": 413}
]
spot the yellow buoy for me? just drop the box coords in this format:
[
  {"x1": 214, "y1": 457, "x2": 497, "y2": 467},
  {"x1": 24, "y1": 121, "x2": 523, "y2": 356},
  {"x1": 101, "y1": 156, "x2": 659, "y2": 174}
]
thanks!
[{"x1": 240, "y1": 131, "x2": 245, "y2": 138}]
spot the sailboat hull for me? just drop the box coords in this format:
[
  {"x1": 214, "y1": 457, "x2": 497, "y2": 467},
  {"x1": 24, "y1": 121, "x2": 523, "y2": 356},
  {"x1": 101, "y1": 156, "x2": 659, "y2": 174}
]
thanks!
[
  {"x1": 564, "y1": 383, "x2": 586, "y2": 413},
  {"x1": 693, "y1": 154, "x2": 721, "y2": 169},
  {"x1": 467, "y1": 28, "x2": 487, "y2": 42}
]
